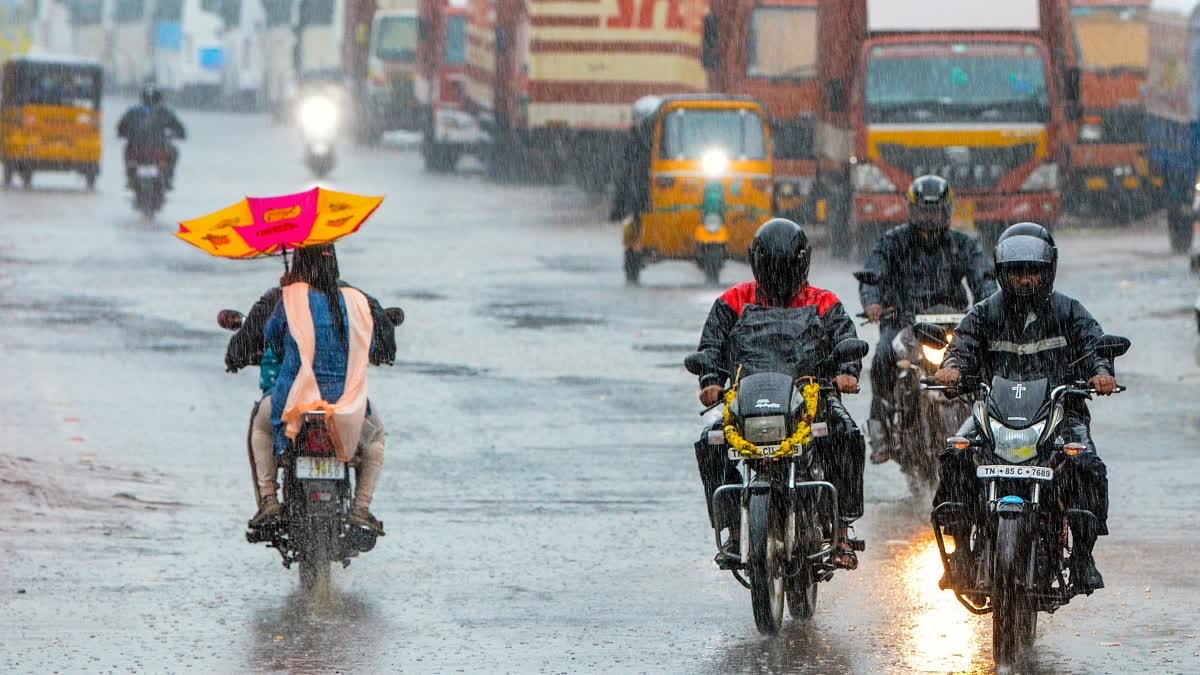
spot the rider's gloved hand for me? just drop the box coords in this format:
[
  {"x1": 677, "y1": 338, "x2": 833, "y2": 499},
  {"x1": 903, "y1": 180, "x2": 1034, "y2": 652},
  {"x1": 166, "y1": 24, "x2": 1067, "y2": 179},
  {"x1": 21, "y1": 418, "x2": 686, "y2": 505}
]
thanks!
[
  {"x1": 833, "y1": 374, "x2": 860, "y2": 394},
  {"x1": 1089, "y1": 374, "x2": 1117, "y2": 395},
  {"x1": 933, "y1": 367, "x2": 961, "y2": 387},
  {"x1": 700, "y1": 385, "x2": 724, "y2": 407},
  {"x1": 865, "y1": 304, "x2": 884, "y2": 323}
]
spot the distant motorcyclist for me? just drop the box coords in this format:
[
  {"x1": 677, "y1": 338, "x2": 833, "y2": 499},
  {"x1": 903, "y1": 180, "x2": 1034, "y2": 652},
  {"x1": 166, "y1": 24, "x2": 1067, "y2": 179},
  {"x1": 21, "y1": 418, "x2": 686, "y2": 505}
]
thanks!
[
  {"x1": 859, "y1": 175, "x2": 997, "y2": 465},
  {"x1": 228, "y1": 248, "x2": 397, "y2": 531},
  {"x1": 694, "y1": 218, "x2": 867, "y2": 570},
  {"x1": 931, "y1": 222, "x2": 1118, "y2": 591},
  {"x1": 609, "y1": 114, "x2": 652, "y2": 222},
  {"x1": 116, "y1": 84, "x2": 186, "y2": 190}
]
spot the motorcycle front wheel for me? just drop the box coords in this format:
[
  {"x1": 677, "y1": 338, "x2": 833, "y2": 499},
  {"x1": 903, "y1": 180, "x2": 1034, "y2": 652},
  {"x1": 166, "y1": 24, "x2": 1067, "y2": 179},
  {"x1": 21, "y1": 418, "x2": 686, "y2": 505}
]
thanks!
[
  {"x1": 786, "y1": 507, "x2": 821, "y2": 620},
  {"x1": 991, "y1": 517, "x2": 1037, "y2": 668},
  {"x1": 748, "y1": 491, "x2": 786, "y2": 634}
]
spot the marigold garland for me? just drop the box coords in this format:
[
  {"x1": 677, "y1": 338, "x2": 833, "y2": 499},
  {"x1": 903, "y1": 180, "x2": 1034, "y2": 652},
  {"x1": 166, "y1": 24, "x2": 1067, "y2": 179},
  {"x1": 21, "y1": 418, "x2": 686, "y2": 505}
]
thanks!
[{"x1": 722, "y1": 381, "x2": 821, "y2": 458}]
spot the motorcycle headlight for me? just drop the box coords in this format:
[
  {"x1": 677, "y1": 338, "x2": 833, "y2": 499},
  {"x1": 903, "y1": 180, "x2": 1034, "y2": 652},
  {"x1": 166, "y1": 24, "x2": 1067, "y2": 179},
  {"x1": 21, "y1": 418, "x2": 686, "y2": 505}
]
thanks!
[
  {"x1": 299, "y1": 97, "x2": 339, "y2": 136},
  {"x1": 988, "y1": 420, "x2": 1045, "y2": 463},
  {"x1": 702, "y1": 148, "x2": 730, "y2": 178},
  {"x1": 921, "y1": 344, "x2": 947, "y2": 366},
  {"x1": 852, "y1": 163, "x2": 897, "y2": 193},
  {"x1": 1020, "y1": 163, "x2": 1059, "y2": 192},
  {"x1": 744, "y1": 415, "x2": 787, "y2": 444}
]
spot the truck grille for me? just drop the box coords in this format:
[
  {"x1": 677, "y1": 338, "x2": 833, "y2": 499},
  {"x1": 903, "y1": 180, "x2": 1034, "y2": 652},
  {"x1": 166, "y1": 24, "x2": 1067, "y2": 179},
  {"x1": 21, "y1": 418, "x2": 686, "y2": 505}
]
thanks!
[{"x1": 876, "y1": 143, "x2": 1037, "y2": 190}]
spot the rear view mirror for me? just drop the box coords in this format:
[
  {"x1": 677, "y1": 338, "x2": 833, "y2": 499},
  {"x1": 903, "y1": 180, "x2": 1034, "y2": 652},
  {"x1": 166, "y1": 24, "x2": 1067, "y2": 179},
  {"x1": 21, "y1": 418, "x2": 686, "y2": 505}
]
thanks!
[
  {"x1": 385, "y1": 306, "x2": 405, "y2": 327},
  {"x1": 913, "y1": 322, "x2": 948, "y2": 349},
  {"x1": 832, "y1": 338, "x2": 870, "y2": 362},
  {"x1": 852, "y1": 270, "x2": 880, "y2": 286},
  {"x1": 1094, "y1": 334, "x2": 1130, "y2": 360},
  {"x1": 684, "y1": 352, "x2": 712, "y2": 376},
  {"x1": 217, "y1": 309, "x2": 244, "y2": 331}
]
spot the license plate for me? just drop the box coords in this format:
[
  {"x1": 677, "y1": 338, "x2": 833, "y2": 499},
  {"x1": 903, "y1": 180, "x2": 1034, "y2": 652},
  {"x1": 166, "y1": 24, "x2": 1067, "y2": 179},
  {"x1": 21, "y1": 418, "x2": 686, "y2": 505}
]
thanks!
[
  {"x1": 295, "y1": 455, "x2": 346, "y2": 480},
  {"x1": 136, "y1": 165, "x2": 159, "y2": 178},
  {"x1": 951, "y1": 199, "x2": 975, "y2": 233},
  {"x1": 976, "y1": 465, "x2": 1053, "y2": 481}
]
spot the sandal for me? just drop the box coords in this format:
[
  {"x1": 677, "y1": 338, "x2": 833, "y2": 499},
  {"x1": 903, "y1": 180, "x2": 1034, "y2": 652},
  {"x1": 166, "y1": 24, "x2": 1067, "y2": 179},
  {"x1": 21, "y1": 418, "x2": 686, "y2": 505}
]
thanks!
[
  {"x1": 830, "y1": 539, "x2": 858, "y2": 570},
  {"x1": 349, "y1": 507, "x2": 386, "y2": 536}
]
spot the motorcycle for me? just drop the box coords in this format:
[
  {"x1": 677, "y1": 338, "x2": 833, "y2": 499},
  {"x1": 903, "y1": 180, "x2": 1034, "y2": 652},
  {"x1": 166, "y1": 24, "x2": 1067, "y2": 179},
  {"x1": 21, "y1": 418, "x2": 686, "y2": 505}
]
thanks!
[
  {"x1": 128, "y1": 146, "x2": 173, "y2": 218},
  {"x1": 217, "y1": 305, "x2": 404, "y2": 593},
  {"x1": 919, "y1": 332, "x2": 1129, "y2": 668},
  {"x1": 685, "y1": 338, "x2": 870, "y2": 635},
  {"x1": 890, "y1": 312, "x2": 972, "y2": 493},
  {"x1": 296, "y1": 90, "x2": 342, "y2": 178}
]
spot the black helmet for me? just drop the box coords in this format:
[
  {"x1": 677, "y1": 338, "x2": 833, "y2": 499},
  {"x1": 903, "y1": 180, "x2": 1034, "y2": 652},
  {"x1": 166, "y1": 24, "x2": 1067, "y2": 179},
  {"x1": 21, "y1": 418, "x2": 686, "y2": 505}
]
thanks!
[
  {"x1": 141, "y1": 84, "x2": 161, "y2": 106},
  {"x1": 906, "y1": 175, "x2": 953, "y2": 234},
  {"x1": 749, "y1": 218, "x2": 811, "y2": 306},
  {"x1": 994, "y1": 222, "x2": 1057, "y2": 303}
]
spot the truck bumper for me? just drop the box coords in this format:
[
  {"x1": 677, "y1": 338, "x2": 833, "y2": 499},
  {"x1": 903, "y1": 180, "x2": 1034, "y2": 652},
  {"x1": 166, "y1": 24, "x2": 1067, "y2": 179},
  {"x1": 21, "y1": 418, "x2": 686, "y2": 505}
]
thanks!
[{"x1": 854, "y1": 191, "x2": 1061, "y2": 229}]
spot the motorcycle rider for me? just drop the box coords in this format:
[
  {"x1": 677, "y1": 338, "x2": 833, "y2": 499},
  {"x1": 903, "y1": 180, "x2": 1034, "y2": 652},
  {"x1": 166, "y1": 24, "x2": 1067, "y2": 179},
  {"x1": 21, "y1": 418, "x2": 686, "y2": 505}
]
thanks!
[
  {"x1": 694, "y1": 218, "x2": 867, "y2": 570},
  {"x1": 116, "y1": 84, "x2": 186, "y2": 190},
  {"x1": 234, "y1": 245, "x2": 396, "y2": 532},
  {"x1": 932, "y1": 222, "x2": 1118, "y2": 591},
  {"x1": 859, "y1": 175, "x2": 997, "y2": 465}
]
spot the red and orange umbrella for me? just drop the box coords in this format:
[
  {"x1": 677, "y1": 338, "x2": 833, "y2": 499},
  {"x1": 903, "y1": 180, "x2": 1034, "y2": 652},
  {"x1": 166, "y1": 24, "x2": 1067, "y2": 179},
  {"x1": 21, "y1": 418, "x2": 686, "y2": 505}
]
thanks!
[{"x1": 176, "y1": 187, "x2": 383, "y2": 258}]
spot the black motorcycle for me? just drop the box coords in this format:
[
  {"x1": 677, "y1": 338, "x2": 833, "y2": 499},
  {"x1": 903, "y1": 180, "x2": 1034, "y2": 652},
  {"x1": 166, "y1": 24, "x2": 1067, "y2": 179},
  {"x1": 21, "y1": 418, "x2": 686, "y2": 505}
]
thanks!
[
  {"x1": 685, "y1": 338, "x2": 869, "y2": 635},
  {"x1": 129, "y1": 146, "x2": 171, "y2": 218},
  {"x1": 919, "y1": 332, "x2": 1129, "y2": 668},
  {"x1": 218, "y1": 305, "x2": 403, "y2": 593}
]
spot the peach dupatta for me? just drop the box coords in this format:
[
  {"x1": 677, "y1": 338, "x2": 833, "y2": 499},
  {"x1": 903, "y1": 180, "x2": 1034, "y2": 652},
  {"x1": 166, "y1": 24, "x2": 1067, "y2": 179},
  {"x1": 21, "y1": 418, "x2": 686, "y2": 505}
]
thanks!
[{"x1": 279, "y1": 282, "x2": 373, "y2": 461}]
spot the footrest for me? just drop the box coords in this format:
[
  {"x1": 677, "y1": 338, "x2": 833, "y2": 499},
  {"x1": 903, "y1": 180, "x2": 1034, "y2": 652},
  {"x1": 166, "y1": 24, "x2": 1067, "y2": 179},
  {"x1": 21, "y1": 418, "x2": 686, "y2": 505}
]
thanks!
[
  {"x1": 847, "y1": 538, "x2": 866, "y2": 552},
  {"x1": 714, "y1": 551, "x2": 744, "y2": 571}
]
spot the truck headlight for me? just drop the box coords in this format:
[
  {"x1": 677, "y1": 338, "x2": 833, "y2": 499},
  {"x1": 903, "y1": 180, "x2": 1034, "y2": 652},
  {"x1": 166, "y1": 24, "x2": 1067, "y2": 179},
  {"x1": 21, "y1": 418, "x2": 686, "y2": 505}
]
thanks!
[
  {"x1": 1080, "y1": 124, "x2": 1102, "y2": 142},
  {"x1": 852, "y1": 163, "x2": 897, "y2": 193},
  {"x1": 1020, "y1": 163, "x2": 1059, "y2": 192}
]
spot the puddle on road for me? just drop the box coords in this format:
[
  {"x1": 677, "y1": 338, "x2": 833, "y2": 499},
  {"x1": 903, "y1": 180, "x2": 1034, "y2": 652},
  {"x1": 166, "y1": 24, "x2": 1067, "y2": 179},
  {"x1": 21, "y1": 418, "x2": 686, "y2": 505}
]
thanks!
[{"x1": 894, "y1": 535, "x2": 985, "y2": 673}]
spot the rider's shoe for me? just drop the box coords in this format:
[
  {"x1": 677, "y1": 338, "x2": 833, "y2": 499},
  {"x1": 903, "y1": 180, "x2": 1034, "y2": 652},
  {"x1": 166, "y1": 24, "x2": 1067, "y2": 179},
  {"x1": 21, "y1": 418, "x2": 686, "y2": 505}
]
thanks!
[
  {"x1": 867, "y1": 418, "x2": 891, "y2": 464},
  {"x1": 248, "y1": 495, "x2": 281, "y2": 528},
  {"x1": 830, "y1": 542, "x2": 859, "y2": 570},
  {"x1": 714, "y1": 528, "x2": 740, "y2": 567},
  {"x1": 349, "y1": 506, "x2": 385, "y2": 535},
  {"x1": 1072, "y1": 557, "x2": 1105, "y2": 592}
]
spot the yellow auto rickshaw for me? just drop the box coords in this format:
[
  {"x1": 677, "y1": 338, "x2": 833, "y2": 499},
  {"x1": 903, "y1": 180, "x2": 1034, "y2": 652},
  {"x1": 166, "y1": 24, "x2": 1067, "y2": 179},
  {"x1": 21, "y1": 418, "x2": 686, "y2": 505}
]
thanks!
[
  {"x1": 1, "y1": 55, "x2": 103, "y2": 189},
  {"x1": 616, "y1": 95, "x2": 774, "y2": 285}
]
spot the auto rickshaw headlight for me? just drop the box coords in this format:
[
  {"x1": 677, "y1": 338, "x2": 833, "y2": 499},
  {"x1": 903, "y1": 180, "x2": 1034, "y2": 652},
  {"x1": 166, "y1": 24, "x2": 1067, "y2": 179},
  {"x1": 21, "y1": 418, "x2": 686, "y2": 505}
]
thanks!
[{"x1": 702, "y1": 148, "x2": 730, "y2": 177}]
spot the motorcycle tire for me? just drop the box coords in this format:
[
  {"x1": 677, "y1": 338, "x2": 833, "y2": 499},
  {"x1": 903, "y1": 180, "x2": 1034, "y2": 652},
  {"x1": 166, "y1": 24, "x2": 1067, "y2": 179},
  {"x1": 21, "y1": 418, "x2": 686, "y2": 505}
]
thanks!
[
  {"x1": 992, "y1": 517, "x2": 1037, "y2": 668},
  {"x1": 786, "y1": 508, "x2": 821, "y2": 620},
  {"x1": 748, "y1": 491, "x2": 786, "y2": 635}
]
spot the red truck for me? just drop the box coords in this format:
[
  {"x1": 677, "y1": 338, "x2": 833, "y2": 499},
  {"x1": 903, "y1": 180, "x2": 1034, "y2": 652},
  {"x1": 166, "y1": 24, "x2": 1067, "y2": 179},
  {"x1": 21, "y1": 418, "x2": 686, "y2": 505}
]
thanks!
[
  {"x1": 416, "y1": 0, "x2": 483, "y2": 171},
  {"x1": 703, "y1": 0, "x2": 823, "y2": 224},
  {"x1": 463, "y1": 0, "x2": 709, "y2": 184},
  {"x1": 815, "y1": 0, "x2": 1078, "y2": 256},
  {"x1": 1062, "y1": 0, "x2": 1151, "y2": 221}
]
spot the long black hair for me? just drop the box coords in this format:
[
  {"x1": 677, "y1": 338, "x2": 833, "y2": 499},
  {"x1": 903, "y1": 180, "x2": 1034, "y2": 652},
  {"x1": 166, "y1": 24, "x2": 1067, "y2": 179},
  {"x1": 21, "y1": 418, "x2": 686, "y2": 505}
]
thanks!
[{"x1": 282, "y1": 244, "x2": 347, "y2": 346}]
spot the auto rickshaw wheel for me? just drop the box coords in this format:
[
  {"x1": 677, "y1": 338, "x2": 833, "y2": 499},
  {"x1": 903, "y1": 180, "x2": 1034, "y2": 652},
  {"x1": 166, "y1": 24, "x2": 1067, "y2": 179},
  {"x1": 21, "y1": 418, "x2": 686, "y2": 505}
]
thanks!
[{"x1": 624, "y1": 249, "x2": 643, "y2": 285}]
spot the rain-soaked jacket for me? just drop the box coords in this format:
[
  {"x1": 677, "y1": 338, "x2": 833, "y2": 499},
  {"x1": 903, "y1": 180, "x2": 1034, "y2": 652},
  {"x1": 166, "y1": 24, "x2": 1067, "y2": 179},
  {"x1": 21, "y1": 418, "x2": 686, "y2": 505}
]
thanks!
[
  {"x1": 696, "y1": 281, "x2": 862, "y2": 389},
  {"x1": 944, "y1": 290, "x2": 1114, "y2": 417},
  {"x1": 858, "y1": 225, "x2": 997, "y2": 323}
]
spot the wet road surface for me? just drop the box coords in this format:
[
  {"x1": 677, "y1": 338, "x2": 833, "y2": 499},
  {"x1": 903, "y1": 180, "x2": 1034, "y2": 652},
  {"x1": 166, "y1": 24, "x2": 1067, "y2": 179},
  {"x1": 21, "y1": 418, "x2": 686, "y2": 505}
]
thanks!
[{"x1": 1, "y1": 102, "x2": 1198, "y2": 673}]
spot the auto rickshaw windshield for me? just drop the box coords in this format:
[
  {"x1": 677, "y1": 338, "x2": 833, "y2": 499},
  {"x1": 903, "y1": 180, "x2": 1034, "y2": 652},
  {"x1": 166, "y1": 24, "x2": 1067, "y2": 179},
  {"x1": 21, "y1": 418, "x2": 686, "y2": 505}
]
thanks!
[
  {"x1": 4, "y1": 63, "x2": 102, "y2": 110},
  {"x1": 660, "y1": 108, "x2": 766, "y2": 160}
]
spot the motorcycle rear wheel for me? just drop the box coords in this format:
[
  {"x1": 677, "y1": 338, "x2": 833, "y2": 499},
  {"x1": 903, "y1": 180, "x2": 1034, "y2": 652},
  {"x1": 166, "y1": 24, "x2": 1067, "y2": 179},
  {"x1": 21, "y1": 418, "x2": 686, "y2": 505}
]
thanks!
[
  {"x1": 298, "y1": 524, "x2": 334, "y2": 597},
  {"x1": 748, "y1": 492, "x2": 786, "y2": 634}
]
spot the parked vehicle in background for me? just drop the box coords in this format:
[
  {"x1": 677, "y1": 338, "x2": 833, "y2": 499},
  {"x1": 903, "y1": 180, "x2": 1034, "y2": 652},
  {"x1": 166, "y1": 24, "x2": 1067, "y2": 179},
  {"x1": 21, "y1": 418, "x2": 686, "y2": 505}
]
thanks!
[
  {"x1": 151, "y1": 0, "x2": 225, "y2": 105},
  {"x1": 464, "y1": 0, "x2": 708, "y2": 186},
  {"x1": 815, "y1": 0, "x2": 1076, "y2": 257},
  {"x1": 71, "y1": 0, "x2": 113, "y2": 69},
  {"x1": 704, "y1": 0, "x2": 824, "y2": 226},
  {"x1": 1063, "y1": 0, "x2": 1152, "y2": 222},
  {"x1": 361, "y1": 0, "x2": 420, "y2": 140},
  {"x1": 1145, "y1": 0, "x2": 1200, "y2": 253},
  {"x1": 111, "y1": 0, "x2": 153, "y2": 91},
  {"x1": 219, "y1": 0, "x2": 267, "y2": 110},
  {"x1": 415, "y1": 0, "x2": 481, "y2": 171}
]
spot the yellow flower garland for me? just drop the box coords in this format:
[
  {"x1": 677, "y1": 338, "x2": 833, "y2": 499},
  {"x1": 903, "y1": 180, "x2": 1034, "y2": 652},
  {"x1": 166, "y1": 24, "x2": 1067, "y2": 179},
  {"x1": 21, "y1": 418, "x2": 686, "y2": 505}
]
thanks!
[{"x1": 722, "y1": 381, "x2": 822, "y2": 458}]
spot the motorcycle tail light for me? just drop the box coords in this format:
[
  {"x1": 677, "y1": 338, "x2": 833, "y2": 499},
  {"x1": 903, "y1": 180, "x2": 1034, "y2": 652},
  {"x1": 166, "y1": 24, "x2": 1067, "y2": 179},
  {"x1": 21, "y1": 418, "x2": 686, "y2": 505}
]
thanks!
[{"x1": 301, "y1": 428, "x2": 336, "y2": 455}]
